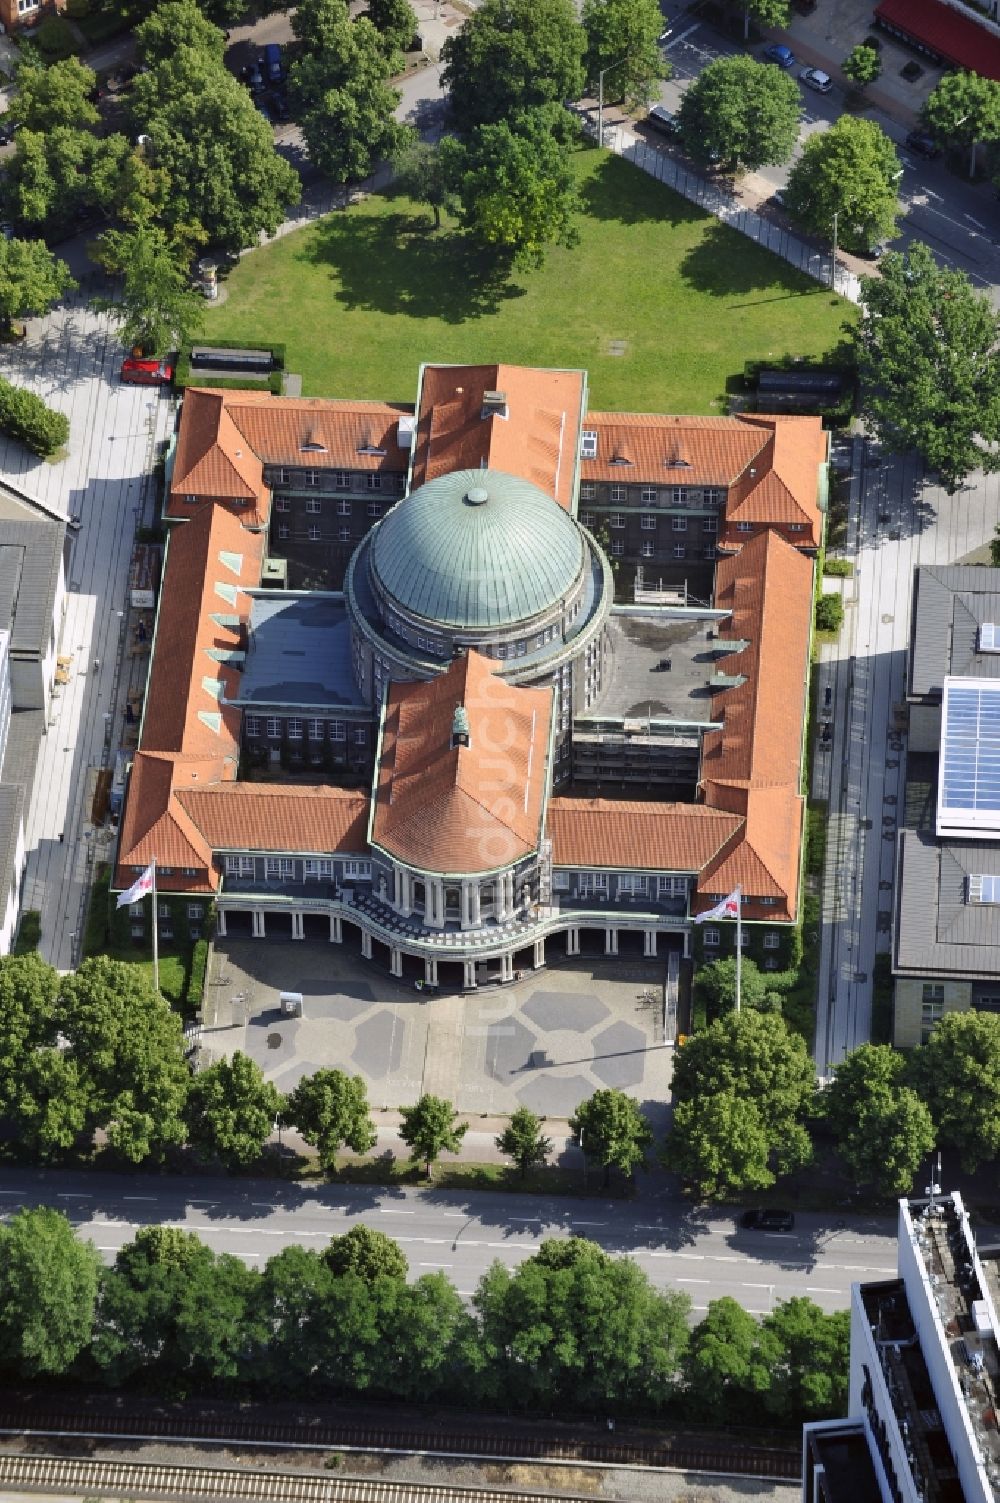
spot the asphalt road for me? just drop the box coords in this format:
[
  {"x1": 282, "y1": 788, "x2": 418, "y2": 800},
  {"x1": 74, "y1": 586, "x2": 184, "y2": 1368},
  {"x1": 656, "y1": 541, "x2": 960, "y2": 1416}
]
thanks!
[{"x1": 0, "y1": 1167, "x2": 900, "y2": 1316}]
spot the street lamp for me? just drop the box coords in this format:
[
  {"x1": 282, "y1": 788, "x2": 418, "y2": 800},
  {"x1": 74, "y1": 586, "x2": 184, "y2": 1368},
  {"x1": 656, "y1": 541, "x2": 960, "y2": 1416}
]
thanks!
[{"x1": 830, "y1": 210, "x2": 838, "y2": 290}]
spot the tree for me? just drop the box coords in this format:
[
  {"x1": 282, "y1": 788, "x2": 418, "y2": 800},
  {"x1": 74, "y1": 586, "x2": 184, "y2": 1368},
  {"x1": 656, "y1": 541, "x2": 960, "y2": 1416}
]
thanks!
[
  {"x1": 761, "y1": 1298, "x2": 850, "y2": 1422},
  {"x1": 366, "y1": 0, "x2": 418, "y2": 60},
  {"x1": 10, "y1": 57, "x2": 98, "y2": 132},
  {"x1": 853, "y1": 242, "x2": 1000, "y2": 493},
  {"x1": 285, "y1": 1068, "x2": 376, "y2": 1172},
  {"x1": 250, "y1": 1245, "x2": 337, "y2": 1391},
  {"x1": 718, "y1": 0, "x2": 790, "y2": 43},
  {"x1": 824, "y1": 1044, "x2": 935, "y2": 1196},
  {"x1": 922, "y1": 70, "x2": 1000, "y2": 179},
  {"x1": 290, "y1": 16, "x2": 409, "y2": 184},
  {"x1": 323, "y1": 1224, "x2": 409, "y2": 1284},
  {"x1": 471, "y1": 1237, "x2": 690, "y2": 1412},
  {"x1": 582, "y1": 0, "x2": 668, "y2": 112},
  {"x1": 92, "y1": 222, "x2": 203, "y2": 357},
  {"x1": 392, "y1": 138, "x2": 459, "y2": 229},
  {"x1": 441, "y1": 0, "x2": 585, "y2": 132},
  {"x1": 664, "y1": 1010, "x2": 815, "y2": 1197},
  {"x1": 784, "y1": 115, "x2": 900, "y2": 253},
  {"x1": 842, "y1": 43, "x2": 881, "y2": 90},
  {"x1": 13, "y1": 1050, "x2": 90, "y2": 1161},
  {"x1": 384, "y1": 1273, "x2": 473, "y2": 1402},
  {"x1": 442, "y1": 114, "x2": 581, "y2": 269},
  {"x1": 676, "y1": 55, "x2": 799, "y2": 175},
  {"x1": 496, "y1": 1106, "x2": 552, "y2": 1178},
  {"x1": 57, "y1": 956, "x2": 191, "y2": 1163},
  {"x1": 93, "y1": 1226, "x2": 260, "y2": 1390},
  {"x1": 0, "y1": 951, "x2": 59, "y2": 1117},
  {"x1": 570, "y1": 1088, "x2": 653, "y2": 1186},
  {"x1": 127, "y1": 49, "x2": 300, "y2": 250},
  {"x1": 908, "y1": 1010, "x2": 1000, "y2": 1171},
  {"x1": 0, "y1": 1208, "x2": 100, "y2": 1377},
  {"x1": 134, "y1": 0, "x2": 227, "y2": 65},
  {"x1": 183, "y1": 1052, "x2": 281, "y2": 1170},
  {"x1": 683, "y1": 1296, "x2": 773, "y2": 1421},
  {"x1": 695, "y1": 955, "x2": 774, "y2": 1018},
  {"x1": 398, "y1": 1093, "x2": 467, "y2": 1178},
  {"x1": 292, "y1": 0, "x2": 354, "y2": 55}
]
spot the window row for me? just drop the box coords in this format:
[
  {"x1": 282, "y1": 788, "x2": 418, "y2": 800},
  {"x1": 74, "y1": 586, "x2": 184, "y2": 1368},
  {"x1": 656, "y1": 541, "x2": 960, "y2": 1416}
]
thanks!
[
  {"x1": 553, "y1": 872, "x2": 690, "y2": 895},
  {"x1": 611, "y1": 541, "x2": 714, "y2": 560},
  {"x1": 269, "y1": 469, "x2": 405, "y2": 492},
  {"x1": 703, "y1": 929, "x2": 782, "y2": 948},
  {"x1": 580, "y1": 484, "x2": 727, "y2": 506},
  {"x1": 608, "y1": 514, "x2": 718, "y2": 533},
  {"x1": 225, "y1": 855, "x2": 371, "y2": 879},
  {"x1": 275, "y1": 498, "x2": 383, "y2": 517},
  {"x1": 275, "y1": 524, "x2": 357, "y2": 542},
  {"x1": 131, "y1": 901, "x2": 205, "y2": 919},
  {"x1": 244, "y1": 716, "x2": 367, "y2": 743}
]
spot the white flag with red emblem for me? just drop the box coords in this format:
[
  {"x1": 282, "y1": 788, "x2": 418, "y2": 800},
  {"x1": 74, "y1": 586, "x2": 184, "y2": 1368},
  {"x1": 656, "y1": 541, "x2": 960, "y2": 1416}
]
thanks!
[
  {"x1": 116, "y1": 862, "x2": 154, "y2": 909},
  {"x1": 692, "y1": 886, "x2": 741, "y2": 923}
]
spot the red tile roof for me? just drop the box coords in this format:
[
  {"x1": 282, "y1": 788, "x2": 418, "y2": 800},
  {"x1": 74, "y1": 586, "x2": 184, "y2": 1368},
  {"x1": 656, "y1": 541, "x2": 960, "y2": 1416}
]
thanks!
[
  {"x1": 410, "y1": 364, "x2": 587, "y2": 512},
  {"x1": 875, "y1": 0, "x2": 1000, "y2": 80},
  {"x1": 372, "y1": 651, "x2": 553, "y2": 873},
  {"x1": 547, "y1": 798, "x2": 742, "y2": 871},
  {"x1": 177, "y1": 784, "x2": 369, "y2": 854}
]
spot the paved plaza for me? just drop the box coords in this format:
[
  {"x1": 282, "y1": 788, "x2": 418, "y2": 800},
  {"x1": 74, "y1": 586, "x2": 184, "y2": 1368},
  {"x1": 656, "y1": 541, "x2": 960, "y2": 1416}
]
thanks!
[{"x1": 201, "y1": 939, "x2": 673, "y2": 1127}]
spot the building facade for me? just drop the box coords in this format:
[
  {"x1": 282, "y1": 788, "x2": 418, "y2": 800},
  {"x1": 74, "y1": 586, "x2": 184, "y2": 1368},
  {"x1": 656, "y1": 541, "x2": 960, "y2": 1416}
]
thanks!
[{"x1": 115, "y1": 360, "x2": 825, "y2": 989}]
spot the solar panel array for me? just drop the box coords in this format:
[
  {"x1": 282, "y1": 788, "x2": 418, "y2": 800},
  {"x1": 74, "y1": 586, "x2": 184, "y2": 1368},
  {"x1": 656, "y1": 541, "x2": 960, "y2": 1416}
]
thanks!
[{"x1": 941, "y1": 681, "x2": 1000, "y2": 823}]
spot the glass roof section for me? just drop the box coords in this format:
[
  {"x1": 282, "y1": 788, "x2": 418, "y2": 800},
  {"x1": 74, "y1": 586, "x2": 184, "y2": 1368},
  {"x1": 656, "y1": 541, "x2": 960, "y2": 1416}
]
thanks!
[{"x1": 937, "y1": 676, "x2": 1000, "y2": 838}]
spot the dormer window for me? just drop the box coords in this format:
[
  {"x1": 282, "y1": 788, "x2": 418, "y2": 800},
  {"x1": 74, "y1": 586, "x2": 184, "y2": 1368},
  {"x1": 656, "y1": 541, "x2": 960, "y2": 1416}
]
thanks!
[
  {"x1": 610, "y1": 453, "x2": 633, "y2": 467},
  {"x1": 481, "y1": 389, "x2": 508, "y2": 419},
  {"x1": 300, "y1": 427, "x2": 327, "y2": 453},
  {"x1": 581, "y1": 430, "x2": 598, "y2": 459},
  {"x1": 969, "y1": 874, "x2": 1000, "y2": 903},
  {"x1": 979, "y1": 622, "x2": 1000, "y2": 654}
]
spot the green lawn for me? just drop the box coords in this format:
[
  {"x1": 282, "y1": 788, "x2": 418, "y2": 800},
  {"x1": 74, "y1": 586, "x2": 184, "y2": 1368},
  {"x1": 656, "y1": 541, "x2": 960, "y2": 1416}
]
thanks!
[{"x1": 204, "y1": 146, "x2": 853, "y2": 413}]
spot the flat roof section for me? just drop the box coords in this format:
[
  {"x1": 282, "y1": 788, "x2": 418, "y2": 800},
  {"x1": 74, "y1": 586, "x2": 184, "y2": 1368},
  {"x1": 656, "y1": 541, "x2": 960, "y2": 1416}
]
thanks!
[
  {"x1": 876, "y1": 0, "x2": 1000, "y2": 81},
  {"x1": 238, "y1": 593, "x2": 366, "y2": 710},
  {"x1": 806, "y1": 1426, "x2": 883, "y2": 1503},
  {"x1": 587, "y1": 612, "x2": 723, "y2": 724}
]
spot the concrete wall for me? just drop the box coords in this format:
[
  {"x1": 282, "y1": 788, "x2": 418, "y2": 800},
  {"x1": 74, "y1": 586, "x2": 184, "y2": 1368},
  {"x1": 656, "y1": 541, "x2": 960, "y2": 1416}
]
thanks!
[
  {"x1": 907, "y1": 703, "x2": 941, "y2": 756},
  {"x1": 0, "y1": 813, "x2": 25, "y2": 956},
  {"x1": 893, "y1": 976, "x2": 971, "y2": 1048}
]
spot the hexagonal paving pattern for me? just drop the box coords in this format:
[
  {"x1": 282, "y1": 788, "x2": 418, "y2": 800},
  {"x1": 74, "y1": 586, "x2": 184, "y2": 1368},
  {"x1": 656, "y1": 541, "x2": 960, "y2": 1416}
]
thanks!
[
  {"x1": 517, "y1": 1071, "x2": 593, "y2": 1117},
  {"x1": 353, "y1": 1010, "x2": 405, "y2": 1078},
  {"x1": 483, "y1": 1016, "x2": 537, "y2": 1082},
  {"x1": 521, "y1": 988, "x2": 610, "y2": 1033},
  {"x1": 306, "y1": 995, "x2": 374, "y2": 1023},
  {"x1": 590, "y1": 1020, "x2": 648, "y2": 1088}
]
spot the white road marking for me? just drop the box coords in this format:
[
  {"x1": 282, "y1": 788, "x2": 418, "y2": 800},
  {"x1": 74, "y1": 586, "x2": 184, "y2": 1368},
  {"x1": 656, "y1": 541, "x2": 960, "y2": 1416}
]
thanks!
[
  {"x1": 664, "y1": 22, "x2": 701, "y2": 47},
  {"x1": 807, "y1": 1287, "x2": 839, "y2": 1294},
  {"x1": 378, "y1": 1208, "x2": 415, "y2": 1215},
  {"x1": 58, "y1": 1193, "x2": 92, "y2": 1198},
  {"x1": 676, "y1": 1277, "x2": 710, "y2": 1284},
  {"x1": 966, "y1": 214, "x2": 986, "y2": 229},
  {"x1": 122, "y1": 1197, "x2": 157, "y2": 1202},
  {"x1": 573, "y1": 1220, "x2": 606, "y2": 1227}
]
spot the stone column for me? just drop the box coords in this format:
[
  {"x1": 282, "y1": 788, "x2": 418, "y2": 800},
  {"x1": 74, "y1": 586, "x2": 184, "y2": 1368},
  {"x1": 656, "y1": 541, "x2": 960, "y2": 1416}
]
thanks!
[
  {"x1": 400, "y1": 870, "x2": 412, "y2": 918},
  {"x1": 426, "y1": 879, "x2": 445, "y2": 929},
  {"x1": 682, "y1": 927, "x2": 691, "y2": 959},
  {"x1": 252, "y1": 910, "x2": 266, "y2": 938},
  {"x1": 329, "y1": 913, "x2": 342, "y2": 943},
  {"x1": 566, "y1": 927, "x2": 580, "y2": 956},
  {"x1": 392, "y1": 866, "x2": 402, "y2": 910},
  {"x1": 390, "y1": 948, "x2": 403, "y2": 977},
  {"x1": 461, "y1": 880, "x2": 471, "y2": 929},
  {"x1": 605, "y1": 927, "x2": 618, "y2": 955},
  {"x1": 470, "y1": 882, "x2": 481, "y2": 926},
  {"x1": 506, "y1": 871, "x2": 516, "y2": 915},
  {"x1": 291, "y1": 911, "x2": 304, "y2": 940},
  {"x1": 463, "y1": 959, "x2": 477, "y2": 989},
  {"x1": 361, "y1": 929, "x2": 373, "y2": 959},
  {"x1": 533, "y1": 937, "x2": 545, "y2": 969},
  {"x1": 501, "y1": 952, "x2": 515, "y2": 982},
  {"x1": 643, "y1": 928, "x2": 657, "y2": 958},
  {"x1": 424, "y1": 956, "x2": 438, "y2": 986},
  {"x1": 216, "y1": 909, "x2": 227, "y2": 937}
]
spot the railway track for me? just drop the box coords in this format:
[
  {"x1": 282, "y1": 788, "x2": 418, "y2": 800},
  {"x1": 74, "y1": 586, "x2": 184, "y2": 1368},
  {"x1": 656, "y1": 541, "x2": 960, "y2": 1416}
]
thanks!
[{"x1": 0, "y1": 1409, "x2": 801, "y2": 1480}]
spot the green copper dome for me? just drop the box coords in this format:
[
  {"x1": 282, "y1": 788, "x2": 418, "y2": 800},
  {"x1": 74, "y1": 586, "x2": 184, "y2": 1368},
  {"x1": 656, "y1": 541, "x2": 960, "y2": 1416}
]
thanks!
[{"x1": 369, "y1": 469, "x2": 586, "y2": 630}]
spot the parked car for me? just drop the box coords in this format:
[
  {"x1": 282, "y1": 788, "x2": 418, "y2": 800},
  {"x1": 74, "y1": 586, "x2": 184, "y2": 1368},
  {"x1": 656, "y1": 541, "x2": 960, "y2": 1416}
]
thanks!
[
  {"x1": 0, "y1": 117, "x2": 18, "y2": 145},
  {"x1": 645, "y1": 104, "x2": 680, "y2": 137},
  {"x1": 741, "y1": 1208, "x2": 795, "y2": 1232},
  {"x1": 263, "y1": 42, "x2": 283, "y2": 83},
  {"x1": 905, "y1": 130, "x2": 940, "y2": 160},
  {"x1": 800, "y1": 67, "x2": 832, "y2": 93},
  {"x1": 120, "y1": 356, "x2": 174, "y2": 386},
  {"x1": 763, "y1": 44, "x2": 795, "y2": 67},
  {"x1": 771, "y1": 188, "x2": 788, "y2": 209},
  {"x1": 244, "y1": 59, "x2": 264, "y2": 93}
]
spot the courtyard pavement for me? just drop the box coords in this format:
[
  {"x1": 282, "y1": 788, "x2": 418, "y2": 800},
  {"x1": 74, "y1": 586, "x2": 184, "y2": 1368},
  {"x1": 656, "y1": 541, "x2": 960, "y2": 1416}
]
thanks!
[{"x1": 200, "y1": 938, "x2": 673, "y2": 1132}]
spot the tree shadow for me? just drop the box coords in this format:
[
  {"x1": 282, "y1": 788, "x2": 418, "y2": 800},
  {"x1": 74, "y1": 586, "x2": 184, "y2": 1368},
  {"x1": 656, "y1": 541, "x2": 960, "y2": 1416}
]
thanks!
[
  {"x1": 577, "y1": 150, "x2": 705, "y2": 229},
  {"x1": 678, "y1": 218, "x2": 836, "y2": 300},
  {"x1": 297, "y1": 203, "x2": 525, "y2": 324}
]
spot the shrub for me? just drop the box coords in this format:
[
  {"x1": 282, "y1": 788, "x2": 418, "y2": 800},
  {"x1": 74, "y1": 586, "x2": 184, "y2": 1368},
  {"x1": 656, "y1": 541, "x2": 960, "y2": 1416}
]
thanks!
[
  {"x1": 0, "y1": 379, "x2": 69, "y2": 457},
  {"x1": 823, "y1": 558, "x2": 853, "y2": 577},
  {"x1": 187, "y1": 939, "x2": 209, "y2": 1010},
  {"x1": 65, "y1": 0, "x2": 91, "y2": 16},
  {"x1": 34, "y1": 16, "x2": 79, "y2": 57},
  {"x1": 815, "y1": 594, "x2": 843, "y2": 633},
  {"x1": 13, "y1": 909, "x2": 41, "y2": 954}
]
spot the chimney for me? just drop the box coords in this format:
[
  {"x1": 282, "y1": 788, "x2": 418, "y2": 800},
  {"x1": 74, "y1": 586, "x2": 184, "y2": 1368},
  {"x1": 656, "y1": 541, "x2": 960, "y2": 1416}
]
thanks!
[
  {"x1": 451, "y1": 704, "x2": 471, "y2": 749},
  {"x1": 481, "y1": 389, "x2": 508, "y2": 419}
]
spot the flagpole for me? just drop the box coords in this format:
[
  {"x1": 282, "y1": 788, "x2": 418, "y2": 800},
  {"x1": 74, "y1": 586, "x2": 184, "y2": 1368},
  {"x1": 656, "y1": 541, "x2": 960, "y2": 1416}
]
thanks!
[
  {"x1": 735, "y1": 887, "x2": 742, "y2": 1015},
  {"x1": 151, "y1": 858, "x2": 159, "y2": 995}
]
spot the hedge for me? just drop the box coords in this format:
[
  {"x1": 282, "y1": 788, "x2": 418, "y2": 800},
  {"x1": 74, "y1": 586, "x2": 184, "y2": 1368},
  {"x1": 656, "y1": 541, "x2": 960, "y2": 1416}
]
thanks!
[
  {"x1": 815, "y1": 594, "x2": 844, "y2": 633},
  {"x1": 13, "y1": 909, "x2": 41, "y2": 954},
  {"x1": 175, "y1": 338, "x2": 286, "y2": 394},
  {"x1": 0, "y1": 379, "x2": 69, "y2": 457},
  {"x1": 34, "y1": 16, "x2": 80, "y2": 57},
  {"x1": 187, "y1": 938, "x2": 209, "y2": 1009},
  {"x1": 823, "y1": 558, "x2": 853, "y2": 578}
]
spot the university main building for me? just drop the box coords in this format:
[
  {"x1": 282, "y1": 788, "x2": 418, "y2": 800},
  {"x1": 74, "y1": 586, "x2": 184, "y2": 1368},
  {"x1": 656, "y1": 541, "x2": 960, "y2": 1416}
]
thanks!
[{"x1": 115, "y1": 362, "x2": 825, "y2": 989}]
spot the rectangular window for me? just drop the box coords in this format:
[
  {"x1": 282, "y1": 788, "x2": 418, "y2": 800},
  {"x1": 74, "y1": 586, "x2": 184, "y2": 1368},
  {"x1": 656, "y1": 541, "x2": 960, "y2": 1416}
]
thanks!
[
  {"x1": 673, "y1": 544, "x2": 686, "y2": 559},
  {"x1": 580, "y1": 482, "x2": 597, "y2": 500},
  {"x1": 337, "y1": 499, "x2": 351, "y2": 516},
  {"x1": 611, "y1": 540, "x2": 624, "y2": 557},
  {"x1": 287, "y1": 718, "x2": 303, "y2": 740},
  {"x1": 640, "y1": 514, "x2": 656, "y2": 530},
  {"x1": 187, "y1": 903, "x2": 204, "y2": 919},
  {"x1": 159, "y1": 867, "x2": 174, "y2": 876},
  {"x1": 266, "y1": 717, "x2": 281, "y2": 738},
  {"x1": 275, "y1": 497, "x2": 290, "y2": 513},
  {"x1": 225, "y1": 856, "x2": 254, "y2": 876},
  {"x1": 581, "y1": 512, "x2": 597, "y2": 528},
  {"x1": 265, "y1": 857, "x2": 294, "y2": 879},
  {"x1": 245, "y1": 715, "x2": 261, "y2": 737},
  {"x1": 759, "y1": 897, "x2": 776, "y2": 906},
  {"x1": 640, "y1": 541, "x2": 654, "y2": 559},
  {"x1": 306, "y1": 497, "x2": 321, "y2": 514},
  {"x1": 921, "y1": 1000, "x2": 944, "y2": 1042},
  {"x1": 703, "y1": 927, "x2": 719, "y2": 946},
  {"x1": 670, "y1": 487, "x2": 686, "y2": 505},
  {"x1": 672, "y1": 516, "x2": 687, "y2": 532},
  {"x1": 339, "y1": 525, "x2": 351, "y2": 542},
  {"x1": 277, "y1": 524, "x2": 290, "y2": 540},
  {"x1": 763, "y1": 932, "x2": 781, "y2": 950},
  {"x1": 344, "y1": 859, "x2": 371, "y2": 878},
  {"x1": 129, "y1": 900, "x2": 143, "y2": 916},
  {"x1": 353, "y1": 727, "x2": 366, "y2": 745},
  {"x1": 275, "y1": 468, "x2": 289, "y2": 485},
  {"x1": 705, "y1": 487, "x2": 725, "y2": 505},
  {"x1": 703, "y1": 545, "x2": 716, "y2": 561},
  {"x1": 581, "y1": 430, "x2": 598, "y2": 459},
  {"x1": 922, "y1": 983, "x2": 944, "y2": 1003},
  {"x1": 304, "y1": 470, "x2": 319, "y2": 487},
  {"x1": 640, "y1": 487, "x2": 657, "y2": 503},
  {"x1": 131, "y1": 923, "x2": 144, "y2": 938},
  {"x1": 788, "y1": 524, "x2": 805, "y2": 533},
  {"x1": 304, "y1": 858, "x2": 333, "y2": 880},
  {"x1": 610, "y1": 485, "x2": 627, "y2": 504},
  {"x1": 736, "y1": 521, "x2": 754, "y2": 533},
  {"x1": 158, "y1": 902, "x2": 170, "y2": 918},
  {"x1": 330, "y1": 721, "x2": 346, "y2": 741},
  {"x1": 308, "y1": 525, "x2": 320, "y2": 541},
  {"x1": 334, "y1": 471, "x2": 350, "y2": 489},
  {"x1": 367, "y1": 500, "x2": 381, "y2": 517},
  {"x1": 610, "y1": 512, "x2": 625, "y2": 528},
  {"x1": 307, "y1": 718, "x2": 324, "y2": 739},
  {"x1": 702, "y1": 516, "x2": 718, "y2": 535},
  {"x1": 366, "y1": 474, "x2": 382, "y2": 490}
]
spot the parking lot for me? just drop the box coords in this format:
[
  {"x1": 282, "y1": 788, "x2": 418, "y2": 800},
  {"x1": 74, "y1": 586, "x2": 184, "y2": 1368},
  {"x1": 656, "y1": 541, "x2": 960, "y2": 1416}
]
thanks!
[{"x1": 201, "y1": 938, "x2": 673, "y2": 1128}]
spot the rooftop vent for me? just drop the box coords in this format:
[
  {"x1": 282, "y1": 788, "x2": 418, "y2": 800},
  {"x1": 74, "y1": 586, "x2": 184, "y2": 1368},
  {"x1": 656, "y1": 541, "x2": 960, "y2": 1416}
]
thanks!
[
  {"x1": 451, "y1": 704, "x2": 471, "y2": 748},
  {"x1": 397, "y1": 415, "x2": 416, "y2": 450},
  {"x1": 465, "y1": 486, "x2": 489, "y2": 506},
  {"x1": 610, "y1": 448, "x2": 634, "y2": 466},
  {"x1": 581, "y1": 430, "x2": 598, "y2": 459},
  {"x1": 300, "y1": 428, "x2": 327, "y2": 453},
  {"x1": 664, "y1": 450, "x2": 691, "y2": 468},
  {"x1": 481, "y1": 389, "x2": 508, "y2": 419}
]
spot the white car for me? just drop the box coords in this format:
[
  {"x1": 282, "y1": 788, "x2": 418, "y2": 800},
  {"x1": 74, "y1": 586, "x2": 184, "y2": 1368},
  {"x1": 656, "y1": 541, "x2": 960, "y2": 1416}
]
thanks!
[{"x1": 800, "y1": 67, "x2": 832, "y2": 93}]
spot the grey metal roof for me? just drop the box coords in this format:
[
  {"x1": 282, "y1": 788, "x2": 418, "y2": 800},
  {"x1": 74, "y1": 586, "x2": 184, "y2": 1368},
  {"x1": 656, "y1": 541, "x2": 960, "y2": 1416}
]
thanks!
[
  {"x1": 238, "y1": 593, "x2": 366, "y2": 709},
  {"x1": 910, "y1": 566, "x2": 1000, "y2": 698},
  {"x1": 369, "y1": 468, "x2": 585, "y2": 629},
  {"x1": 895, "y1": 827, "x2": 1000, "y2": 977},
  {"x1": 0, "y1": 783, "x2": 23, "y2": 915},
  {"x1": 0, "y1": 517, "x2": 63, "y2": 658}
]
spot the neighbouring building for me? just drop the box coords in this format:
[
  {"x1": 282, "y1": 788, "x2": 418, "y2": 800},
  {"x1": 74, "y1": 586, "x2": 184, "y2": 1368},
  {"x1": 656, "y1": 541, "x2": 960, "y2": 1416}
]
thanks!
[
  {"x1": 0, "y1": 0, "x2": 65, "y2": 35},
  {"x1": 875, "y1": 0, "x2": 1000, "y2": 82},
  {"x1": 895, "y1": 566, "x2": 1000, "y2": 1047},
  {"x1": 803, "y1": 1189, "x2": 1000, "y2": 1503},
  {"x1": 114, "y1": 360, "x2": 826, "y2": 989}
]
